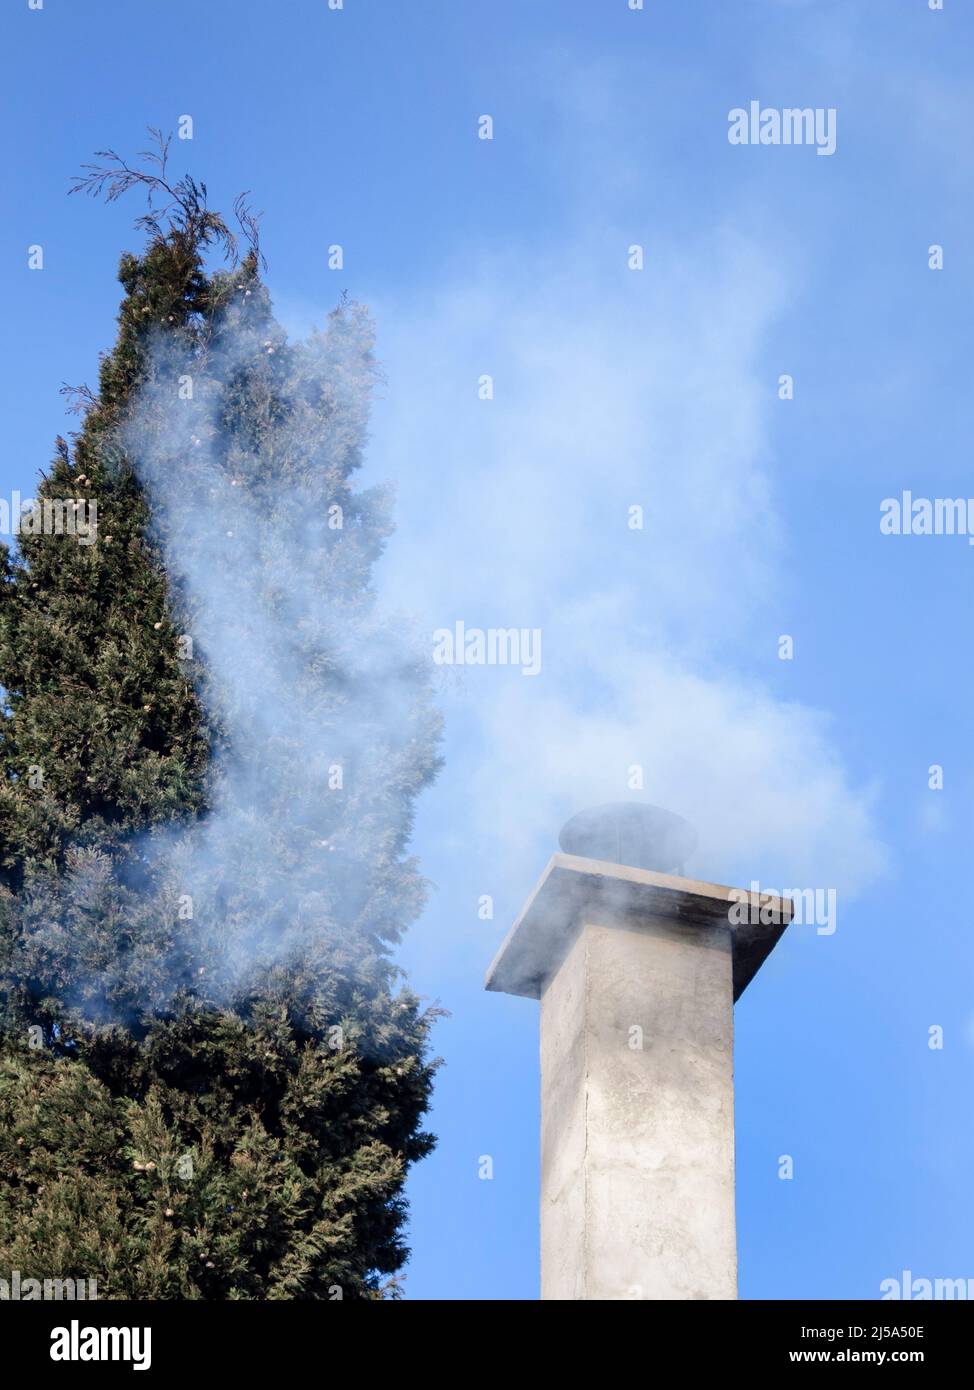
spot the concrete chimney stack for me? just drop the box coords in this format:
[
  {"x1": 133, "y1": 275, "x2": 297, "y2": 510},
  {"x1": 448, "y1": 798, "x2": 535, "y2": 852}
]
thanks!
[{"x1": 485, "y1": 803, "x2": 792, "y2": 1301}]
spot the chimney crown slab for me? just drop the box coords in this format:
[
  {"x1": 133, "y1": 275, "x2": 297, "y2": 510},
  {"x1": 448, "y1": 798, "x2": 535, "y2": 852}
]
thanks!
[{"x1": 485, "y1": 852, "x2": 792, "y2": 1004}]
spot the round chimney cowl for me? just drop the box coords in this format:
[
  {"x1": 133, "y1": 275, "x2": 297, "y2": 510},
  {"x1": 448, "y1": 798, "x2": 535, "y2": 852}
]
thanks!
[{"x1": 558, "y1": 802, "x2": 697, "y2": 876}]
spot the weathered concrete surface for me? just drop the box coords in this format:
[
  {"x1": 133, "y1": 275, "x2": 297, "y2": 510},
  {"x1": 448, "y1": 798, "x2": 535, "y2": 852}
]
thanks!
[
  {"x1": 486, "y1": 853, "x2": 792, "y2": 1302},
  {"x1": 540, "y1": 913, "x2": 736, "y2": 1299}
]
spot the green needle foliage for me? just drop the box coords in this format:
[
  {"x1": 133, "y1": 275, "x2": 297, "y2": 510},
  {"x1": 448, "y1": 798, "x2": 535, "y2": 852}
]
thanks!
[{"x1": 0, "y1": 137, "x2": 441, "y2": 1299}]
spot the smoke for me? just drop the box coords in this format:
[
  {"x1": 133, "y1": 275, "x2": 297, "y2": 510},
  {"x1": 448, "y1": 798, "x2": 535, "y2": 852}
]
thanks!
[
  {"x1": 367, "y1": 223, "x2": 887, "y2": 905},
  {"x1": 27, "y1": 209, "x2": 886, "y2": 1027},
  {"x1": 26, "y1": 284, "x2": 441, "y2": 1024}
]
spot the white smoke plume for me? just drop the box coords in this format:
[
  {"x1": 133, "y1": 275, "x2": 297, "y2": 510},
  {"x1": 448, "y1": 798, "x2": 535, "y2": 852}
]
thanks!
[
  {"x1": 26, "y1": 284, "x2": 441, "y2": 1023},
  {"x1": 366, "y1": 224, "x2": 887, "y2": 912}
]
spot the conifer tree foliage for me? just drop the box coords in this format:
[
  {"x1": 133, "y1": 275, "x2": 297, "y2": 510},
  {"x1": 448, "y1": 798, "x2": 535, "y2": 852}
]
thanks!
[{"x1": 0, "y1": 137, "x2": 442, "y2": 1299}]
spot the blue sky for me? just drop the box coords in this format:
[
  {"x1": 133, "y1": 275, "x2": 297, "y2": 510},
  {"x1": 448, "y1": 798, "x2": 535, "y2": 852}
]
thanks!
[{"x1": 3, "y1": 0, "x2": 973, "y2": 1300}]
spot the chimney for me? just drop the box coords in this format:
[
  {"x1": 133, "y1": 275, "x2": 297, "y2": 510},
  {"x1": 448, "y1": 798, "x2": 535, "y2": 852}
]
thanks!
[{"x1": 485, "y1": 803, "x2": 792, "y2": 1301}]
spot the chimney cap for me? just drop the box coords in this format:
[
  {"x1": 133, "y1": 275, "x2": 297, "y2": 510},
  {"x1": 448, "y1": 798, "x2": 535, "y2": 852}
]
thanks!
[
  {"x1": 559, "y1": 801, "x2": 697, "y2": 875},
  {"x1": 485, "y1": 854, "x2": 792, "y2": 1003}
]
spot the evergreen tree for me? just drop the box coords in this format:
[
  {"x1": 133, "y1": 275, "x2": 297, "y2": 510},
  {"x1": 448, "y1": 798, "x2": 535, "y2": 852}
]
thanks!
[{"x1": 0, "y1": 138, "x2": 441, "y2": 1299}]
